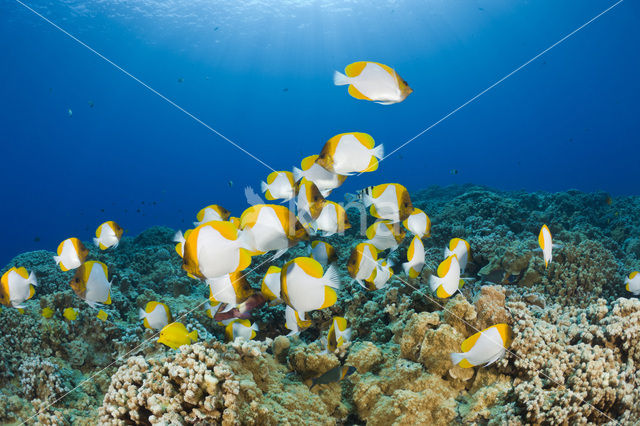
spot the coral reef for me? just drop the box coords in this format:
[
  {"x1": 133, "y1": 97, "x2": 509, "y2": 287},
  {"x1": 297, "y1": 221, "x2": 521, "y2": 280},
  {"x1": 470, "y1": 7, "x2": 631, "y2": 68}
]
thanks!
[{"x1": 1, "y1": 185, "x2": 639, "y2": 424}]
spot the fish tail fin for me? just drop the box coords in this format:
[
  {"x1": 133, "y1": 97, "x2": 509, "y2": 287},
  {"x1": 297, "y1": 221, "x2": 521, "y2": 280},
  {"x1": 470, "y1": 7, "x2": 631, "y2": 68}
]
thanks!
[
  {"x1": 189, "y1": 330, "x2": 199, "y2": 342},
  {"x1": 93, "y1": 237, "x2": 100, "y2": 247},
  {"x1": 173, "y1": 231, "x2": 185, "y2": 244},
  {"x1": 402, "y1": 261, "x2": 412, "y2": 276},
  {"x1": 428, "y1": 275, "x2": 440, "y2": 292},
  {"x1": 260, "y1": 181, "x2": 269, "y2": 193},
  {"x1": 53, "y1": 255, "x2": 61, "y2": 266},
  {"x1": 333, "y1": 70, "x2": 349, "y2": 86},
  {"x1": 444, "y1": 247, "x2": 453, "y2": 258},
  {"x1": 372, "y1": 144, "x2": 384, "y2": 159},
  {"x1": 27, "y1": 272, "x2": 38, "y2": 286},
  {"x1": 138, "y1": 308, "x2": 146, "y2": 320},
  {"x1": 323, "y1": 264, "x2": 341, "y2": 289},
  {"x1": 292, "y1": 167, "x2": 304, "y2": 182},
  {"x1": 450, "y1": 352, "x2": 465, "y2": 366}
]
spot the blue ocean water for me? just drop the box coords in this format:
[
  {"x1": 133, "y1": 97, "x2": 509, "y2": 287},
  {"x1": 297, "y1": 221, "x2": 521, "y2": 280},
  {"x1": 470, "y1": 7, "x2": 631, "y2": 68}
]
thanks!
[{"x1": 1, "y1": 0, "x2": 638, "y2": 266}]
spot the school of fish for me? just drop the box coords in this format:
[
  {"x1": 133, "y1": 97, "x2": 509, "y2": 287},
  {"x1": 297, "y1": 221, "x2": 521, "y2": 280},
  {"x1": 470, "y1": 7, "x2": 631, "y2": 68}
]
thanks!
[{"x1": 2, "y1": 61, "x2": 636, "y2": 389}]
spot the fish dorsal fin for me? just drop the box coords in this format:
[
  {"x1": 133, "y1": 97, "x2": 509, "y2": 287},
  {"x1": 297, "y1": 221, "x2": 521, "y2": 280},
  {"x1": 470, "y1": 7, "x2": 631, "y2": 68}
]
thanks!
[
  {"x1": 449, "y1": 238, "x2": 463, "y2": 251},
  {"x1": 147, "y1": 301, "x2": 159, "y2": 312},
  {"x1": 104, "y1": 291, "x2": 112, "y2": 305},
  {"x1": 436, "y1": 284, "x2": 451, "y2": 299},
  {"x1": 240, "y1": 205, "x2": 261, "y2": 229},
  {"x1": 494, "y1": 323, "x2": 512, "y2": 347},
  {"x1": 96, "y1": 224, "x2": 103, "y2": 238},
  {"x1": 538, "y1": 225, "x2": 548, "y2": 249},
  {"x1": 320, "y1": 286, "x2": 337, "y2": 309},
  {"x1": 296, "y1": 257, "x2": 324, "y2": 278},
  {"x1": 437, "y1": 256, "x2": 454, "y2": 278},
  {"x1": 345, "y1": 61, "x2": 368, "y2": 77},
  {"x1": 267, "y1": 265, "x2": 281, "y2": 275},
  {"x1": 408, "y1": 237, "x2": 418, "y2": 261},
  {"x1": 184, "y1": 229, "x2": 193, "y2": 241},
  {"x1": 16, "y1": 267, "x2": 29, "y2": 279},
  {"x1": 373, "y1": 62, "x2": 397, "y2": 78},
  {"x1": 236, "y1": 249, "x2": 252, "y2": 272},
  {"x1": 57, "y1": 240, "x2": 66, "y2": 256},
  {"x1": 267, "y1": 171, "x2": 280, "y2": 185},
  {"x1": 210, "y1": 220, "x2": 238, "y2": 241},
  {"x1": 348, "y1": 84, "x2": 371, "y2": 101},
  {"x1": 365, "y1": 223, "x2": 377, "y2": 240},
  {"x1": 461, "y1": 331, "x2": 482, "y2": 353},
  {"x1": 175, "y1": 242, "x2": 183, "y2": 257},
  {"x1": 301, "y1": 155, "x2": 319, "y2": 171},
  {"x1": 630, "y1": 271, "x2": 638, "y2": 279},
  {"x1": 355, "y1": 132, "x2": 375, "y2": 149}
]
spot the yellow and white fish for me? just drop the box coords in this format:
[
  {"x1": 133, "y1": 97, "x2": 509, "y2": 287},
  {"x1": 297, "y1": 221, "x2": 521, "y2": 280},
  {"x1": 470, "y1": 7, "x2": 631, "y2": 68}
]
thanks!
[
  {"x1": 334, "y1": 61, "x2": 413, "y2": 105},
  {"x1": 157, "y1": 322, "x2": 198, "y2": 349},
  {"x1": 538, "y1": 224, "x2": 557, "y2": 268},
  {"x1": 225, "y1": 319, "x2": 259, "y2": 341},
  {"x1": 240, "y1": 204, "x2": 307, "y2": 259},
  {"x1": 193, "y1": 204, "x2": 231, "y2": 227},
  {"x1": 63, "y1": 307, "x2": 78, "y2": 321},
  {"x1": 309, "y1": 201, "x2": 351, "y2": 236},
  {"x1": 0, "y1": 267, "x2": 37, "y2": 308},
  {"x1": 316, "y1": 132, "x2": 383, "y2": 175},
  {"x1": 625, "y1": 271, "x2": 640, "y2": 295},
  {"x1": 403, "y1": 236, "x2": 425, "y2": 279},
  {"x1": 324, "y1": 317, "x2": 351, "y2": 353},
  {"x1": 94, "y1": 221, "x2": 123, "y2": 250},
  {"x1": 293, "y1": 155, "x2": 346, "y2": 197},
  {"x1": 295, "y1": 178, "x2": 327, "y2": 225},
  {"x1": 208, "y1": 271, "x2": 254, "y2": 309},
  {"x1": 428, "y1": 255, "x2": 463, "y2": 299},
  {"x1": 182, "y1": 221, "x2": 253, "y2": 280},
  {"x1": 370, "y1": 259, "x2": 393, "y2": 290},
  {"x1": 70, "y1": 260, "x2": 112, "y2": 308},
  {"x1": 280, "y1": 257, "x2": 340, "y2": 320},
  {"x1": 402, "y1": 208, "x2": 431, "y2": 239},
  {"x1": 54, "y1": 237, "x2": 89, "y2": 271},
  {"x1": 347, "y1": 243, "x2": 379, "y2": 288},
  {"x1": 357, "y1": 183, "x2": 413, "y2": 223},
  {"x1": 444, "y1": 238, "x2": 471, "y2": 274},
  {"x1": 308, "y1": 241, "x2": 337, "y2": 266},
  {"x1": 261, "y1": 171, "x2": 295, "y2": 201},
  {"x1": 450, "y1": 324, "x2": 513, "y2": 368},
  {"x1": 285, "y1": 305, "x2": 311, "y2": 336},
  {"x1": 261, "y1": 266, "x2": 282, "y2": 301},
  {"x1": 139, "y1": 301, "x2": 172, "y2": 331},
  {"x1": 365, "y1": 221, "x2": 405, "y2": 252}
]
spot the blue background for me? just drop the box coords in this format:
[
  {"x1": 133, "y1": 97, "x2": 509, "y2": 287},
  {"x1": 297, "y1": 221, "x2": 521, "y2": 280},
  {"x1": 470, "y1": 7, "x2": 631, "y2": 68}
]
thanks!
[{"x1": 1, "y1": 0, "x2": 638, "y2": 265}]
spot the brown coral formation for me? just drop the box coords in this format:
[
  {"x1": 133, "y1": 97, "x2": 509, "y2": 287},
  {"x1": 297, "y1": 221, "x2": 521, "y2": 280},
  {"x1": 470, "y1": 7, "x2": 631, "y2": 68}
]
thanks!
[{"x1": 99, "y1": 339, "x2": 347, "y2": 425}]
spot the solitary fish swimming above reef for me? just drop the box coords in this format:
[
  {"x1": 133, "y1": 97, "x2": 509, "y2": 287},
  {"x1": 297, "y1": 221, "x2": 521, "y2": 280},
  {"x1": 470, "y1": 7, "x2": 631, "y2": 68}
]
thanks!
[
  {"x1": 450, "y1": 324, "x2": 513, "y2": 368},
  {"x1": 333, "y1": 61, "x2": 412, "y2": 105}
]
